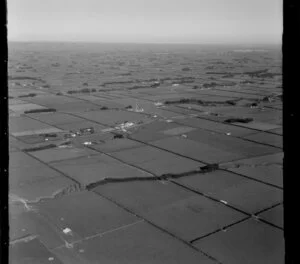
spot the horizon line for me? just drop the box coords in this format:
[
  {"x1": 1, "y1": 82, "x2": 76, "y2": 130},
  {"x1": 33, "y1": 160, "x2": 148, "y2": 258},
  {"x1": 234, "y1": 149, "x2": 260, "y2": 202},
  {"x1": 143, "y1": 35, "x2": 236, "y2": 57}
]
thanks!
[{"x1": 7, "y1": 39, "x2": 282, "y2": 46}]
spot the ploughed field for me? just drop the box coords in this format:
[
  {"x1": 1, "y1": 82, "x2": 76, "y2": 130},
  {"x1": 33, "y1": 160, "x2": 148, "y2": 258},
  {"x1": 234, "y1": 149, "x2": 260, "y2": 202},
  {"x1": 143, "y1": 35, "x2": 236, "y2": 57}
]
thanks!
[{"x1": 9, "y1": 42, "x2": 283, "y2": 264}]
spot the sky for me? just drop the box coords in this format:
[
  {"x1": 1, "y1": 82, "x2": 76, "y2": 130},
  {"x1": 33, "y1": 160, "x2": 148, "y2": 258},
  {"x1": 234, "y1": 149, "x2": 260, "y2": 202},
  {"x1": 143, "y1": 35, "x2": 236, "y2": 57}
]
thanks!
[{"x1": 7, "y1": 0, "x2": 282, "y2": 44}]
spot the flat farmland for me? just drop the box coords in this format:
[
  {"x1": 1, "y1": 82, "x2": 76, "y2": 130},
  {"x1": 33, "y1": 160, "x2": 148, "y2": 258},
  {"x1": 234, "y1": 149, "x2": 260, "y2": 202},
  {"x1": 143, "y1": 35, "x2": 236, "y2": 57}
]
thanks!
[{"x1": 8, "y1": 42, "x2": 283, "y2": 264}]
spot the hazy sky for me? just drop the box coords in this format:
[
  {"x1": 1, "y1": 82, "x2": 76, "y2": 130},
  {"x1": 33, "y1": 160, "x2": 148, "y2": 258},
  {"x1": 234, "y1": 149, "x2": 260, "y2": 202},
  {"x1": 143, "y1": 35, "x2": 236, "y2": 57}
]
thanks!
[{"x1": 8, "y1": 0, "x2": 282, "y2": 44}]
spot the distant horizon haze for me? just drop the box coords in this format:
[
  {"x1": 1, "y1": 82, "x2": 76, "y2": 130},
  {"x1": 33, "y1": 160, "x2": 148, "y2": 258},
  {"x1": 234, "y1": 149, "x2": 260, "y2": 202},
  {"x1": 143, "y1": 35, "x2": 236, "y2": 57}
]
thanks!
[
  {"x1": 8, "y1": 0, "x2": 282, "y2": 45},
  {"x1": 7, "y1": 40, "x2": 281, "y2": 47}
]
